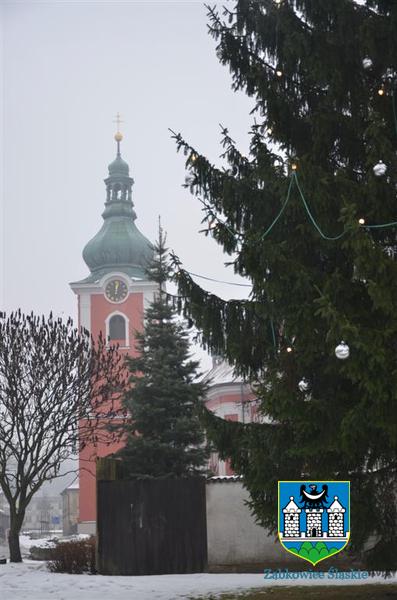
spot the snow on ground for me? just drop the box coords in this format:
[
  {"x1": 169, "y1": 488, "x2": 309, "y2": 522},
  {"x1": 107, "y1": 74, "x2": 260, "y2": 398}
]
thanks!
[
  {"x1": 18, "y1": 533, "x2": 89, "y2": 550},
  {"x1": 0, "y1": 534, "x2": 91, "y2": 560},
  {"x1": 0, "y1": 561, "x2": 395, "y2": 600}
]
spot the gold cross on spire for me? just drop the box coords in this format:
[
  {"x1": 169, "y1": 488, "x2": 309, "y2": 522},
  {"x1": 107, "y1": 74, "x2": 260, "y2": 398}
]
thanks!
[
  {"x1": 113, "y1": 112, "x2": 124, "y2": 152},
  {"x1": 113, "y1": 112, "x2": 124, "y2": 133}
]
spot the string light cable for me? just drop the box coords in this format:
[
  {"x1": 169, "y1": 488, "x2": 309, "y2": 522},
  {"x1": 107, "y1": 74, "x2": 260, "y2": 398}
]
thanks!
[
  {"x1": 260, "y1": 175, "x2": 295, "y2": 240},
  {"x1": 185, "y1": 271, "x2": 252, "y2": 287},
  {"x1": 292, "y1": 173, "x2": 349, "y2": 241},
  {"x1": 294, "y1": 171, "x2": 397, "y2": 236},
  {"x1": 257, "y1": 170, "x2": 397, "y2": 241}
]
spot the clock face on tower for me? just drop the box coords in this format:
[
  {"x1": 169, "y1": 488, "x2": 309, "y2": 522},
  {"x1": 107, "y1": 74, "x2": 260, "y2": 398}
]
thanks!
[{"x1": 105, "y1": 279, "x2": 128, "y2": 303}]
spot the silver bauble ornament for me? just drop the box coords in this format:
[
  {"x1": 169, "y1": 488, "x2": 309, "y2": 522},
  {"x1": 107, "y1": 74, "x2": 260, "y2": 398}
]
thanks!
[
  {"x1": 298, "y1": 378, "x2": 309, "y2": 392},
  {"x1": 373, "y1": 161, "x2": 387, "y2": 177},
  {"x1": 335, "y1": 341, "x2": 350, "y2": 360},
  {"x1": 362, "y1": 57, "x2": 373, "y2": 70}
]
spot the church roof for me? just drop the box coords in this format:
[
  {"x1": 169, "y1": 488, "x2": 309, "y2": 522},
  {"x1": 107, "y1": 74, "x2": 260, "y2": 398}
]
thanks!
[
  {"x1": 76, "y1": 132, "x2": 153, "y2": 284},
  {"x1": 108, "y1": 154, "x2": 129, "y2": 177}
]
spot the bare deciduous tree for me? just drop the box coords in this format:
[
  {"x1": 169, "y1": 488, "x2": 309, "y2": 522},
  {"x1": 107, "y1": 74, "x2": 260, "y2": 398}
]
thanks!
[{"x1": 0, "y1": 311, "x2": 126, "y2": 562}]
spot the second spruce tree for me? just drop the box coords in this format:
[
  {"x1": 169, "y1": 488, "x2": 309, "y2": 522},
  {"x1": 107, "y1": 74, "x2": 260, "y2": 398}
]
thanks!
[{"x1": 117, "y1": 227, "x2": 209, "y2": 477}]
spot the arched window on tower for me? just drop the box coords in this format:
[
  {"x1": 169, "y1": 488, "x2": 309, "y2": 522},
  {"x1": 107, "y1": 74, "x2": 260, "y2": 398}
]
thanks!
[
  {"x1": 108, "y1": 314, "x2": 127, "y2": 345},
  {"x1": 112, "y1": 183, "x2": 122, "y2": 201}
]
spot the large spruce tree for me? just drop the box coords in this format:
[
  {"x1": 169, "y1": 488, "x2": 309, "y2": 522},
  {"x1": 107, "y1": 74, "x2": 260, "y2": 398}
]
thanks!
[
  {"x1": 117, "y1": 228, "x2": 209, "y2": 477},
  {"x1": 171, "y1": 1, "x2": 397, "y2": 568}
]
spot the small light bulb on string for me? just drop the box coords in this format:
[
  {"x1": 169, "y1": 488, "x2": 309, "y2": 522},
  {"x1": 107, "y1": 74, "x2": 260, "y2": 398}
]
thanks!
[
  {"x1": 298, "y1": 378, "x2": 309, "y2": 392},
  {"x1": 208, "y1": 219, "x2": 216, "y2": 230},
  {"x1": 373, "y1": 160, "x2": 387, "y2": 177},
  {"x1": 190, "y1": 153, "x2": 197, "y2": 163},
  {"x1": 286, "y1": 346, "x2": 293, "y2": 353},
  {"x1": 358, "y1": 218, "x2": 365, "y2": 225},
  {"x1": 291, "y1": 163, "x2": 298, "y2": 172},
  {"x1": 378, "y1": 85, "x2": 385, "y2": 96},
  {"x1": 335, "y1": 341, "x2": 350, "y2": 360},
  {"x1": 276, "y1": 70, "x2": 283, "y2": 78},
  {"x1": 362, "y1": 57, "x2": 373, "y2": 70}
]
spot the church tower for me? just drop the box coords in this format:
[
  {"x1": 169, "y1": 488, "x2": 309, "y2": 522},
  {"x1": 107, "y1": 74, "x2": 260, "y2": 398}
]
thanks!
[{"x1": 70, "y1": 124, "x2": 156, "y2": 534}]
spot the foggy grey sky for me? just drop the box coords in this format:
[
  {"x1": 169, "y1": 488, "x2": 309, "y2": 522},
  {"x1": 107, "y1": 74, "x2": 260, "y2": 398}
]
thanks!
[{"x1": 2, "y1": 0, "x2": 255, "y2": 368}]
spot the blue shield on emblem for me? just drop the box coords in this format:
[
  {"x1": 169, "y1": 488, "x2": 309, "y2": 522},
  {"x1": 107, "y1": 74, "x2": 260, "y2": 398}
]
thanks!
[{"x1": 278, "y1": 480, "x2": 350, "y2": 566}]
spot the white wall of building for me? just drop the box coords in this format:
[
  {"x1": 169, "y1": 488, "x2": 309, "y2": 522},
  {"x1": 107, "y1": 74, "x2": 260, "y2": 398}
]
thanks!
[{"x1": 206, "y1": 480, "x2": 295, "y2": 567}]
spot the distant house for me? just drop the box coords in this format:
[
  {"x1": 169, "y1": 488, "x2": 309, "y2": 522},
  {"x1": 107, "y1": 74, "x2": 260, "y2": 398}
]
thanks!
[
  {"x1": 204, "y1": 357, "x2": 260, "y2": 476},
  {"x1": 22, "y1": 495, "x2": 62, "y2": 534},
  {"x1": 1, "y1": 490, "x2": 62, "y2": 536},
  {"x1": 61, "y1": 482, "x2": 79, "y2": 535}
]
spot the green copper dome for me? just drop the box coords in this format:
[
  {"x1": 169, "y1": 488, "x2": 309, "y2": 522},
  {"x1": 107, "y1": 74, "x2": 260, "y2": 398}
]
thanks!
[
  {"x1": 108, "y1": 154, "x2": 129, "y2": 176},
  {"x1": 82, "y1": 138, "x2": 153, "y2": 280}
]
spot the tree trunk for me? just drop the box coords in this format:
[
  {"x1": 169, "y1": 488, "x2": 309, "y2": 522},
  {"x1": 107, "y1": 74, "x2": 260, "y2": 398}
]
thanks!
[
  {"x1": 8, "y1": 528, "x2": 22, "y2": 562},
  {"x1": 8, "y1": 511, "x2": 24, "y2": 562}
]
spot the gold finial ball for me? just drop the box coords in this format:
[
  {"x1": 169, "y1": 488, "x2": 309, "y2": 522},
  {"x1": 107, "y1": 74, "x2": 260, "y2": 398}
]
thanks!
[{"x1": 114, "y1": 131, "x2": 123, "y2": 142}]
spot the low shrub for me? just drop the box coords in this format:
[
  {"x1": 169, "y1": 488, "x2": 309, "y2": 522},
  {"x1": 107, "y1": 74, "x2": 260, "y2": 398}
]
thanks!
[{"x1": 47, "y1": 536, "x2": 96, "y2": 574}]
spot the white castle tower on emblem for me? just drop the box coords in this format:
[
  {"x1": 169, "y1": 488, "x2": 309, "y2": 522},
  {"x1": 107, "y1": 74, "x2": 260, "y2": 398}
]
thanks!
[
  {"x1": 306, "y1": 507, "x2": 323, "y2": 538},
  {"x1": 282, "y1": 497, "x2": 301, "y2": 537},
  {"x1": 327, "y1": 496, "x2": 345, "y2": 537}
]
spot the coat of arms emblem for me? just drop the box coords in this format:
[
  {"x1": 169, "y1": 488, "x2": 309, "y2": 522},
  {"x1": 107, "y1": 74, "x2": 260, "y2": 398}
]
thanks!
[{"x1": 278, "y1": 480, "x2": 350, "y2": 566}]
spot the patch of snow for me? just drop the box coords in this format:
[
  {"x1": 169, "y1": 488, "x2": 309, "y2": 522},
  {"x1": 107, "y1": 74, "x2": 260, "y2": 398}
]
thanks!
[
  {"x1": 0, "y1": 561, "x2": 395, "y2": 600},
  {"x1": 19, "y1": 535, "x2": 58, "y2": 550}
]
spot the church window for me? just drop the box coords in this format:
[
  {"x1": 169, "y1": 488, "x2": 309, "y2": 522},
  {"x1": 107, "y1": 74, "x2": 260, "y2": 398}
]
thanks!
[
  {"x1": 113, "y1": 184, "x2": 122, "y2": 200},
  {"x1": 109, "y1": 314, "x2": 126, "y2": 342}
]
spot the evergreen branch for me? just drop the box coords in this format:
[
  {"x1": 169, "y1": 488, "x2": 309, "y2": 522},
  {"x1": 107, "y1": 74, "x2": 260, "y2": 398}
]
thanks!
[
  {"x1": 170, "y1": 253, "x2": 274, "y2": 375},
  {"x1": 170, "y1": 127, "x2": 288, "y2": 241}
]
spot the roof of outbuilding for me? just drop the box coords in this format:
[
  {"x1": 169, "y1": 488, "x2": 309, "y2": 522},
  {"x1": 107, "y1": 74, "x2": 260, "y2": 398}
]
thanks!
[{"x1": 207, "y1": 475, "x2": 243, "y2": 483}]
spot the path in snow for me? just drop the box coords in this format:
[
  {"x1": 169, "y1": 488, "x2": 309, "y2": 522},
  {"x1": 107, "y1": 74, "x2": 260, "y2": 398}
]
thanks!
[{"x1": 0, "y1": 562, "x2": 396, "y2": 600}]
